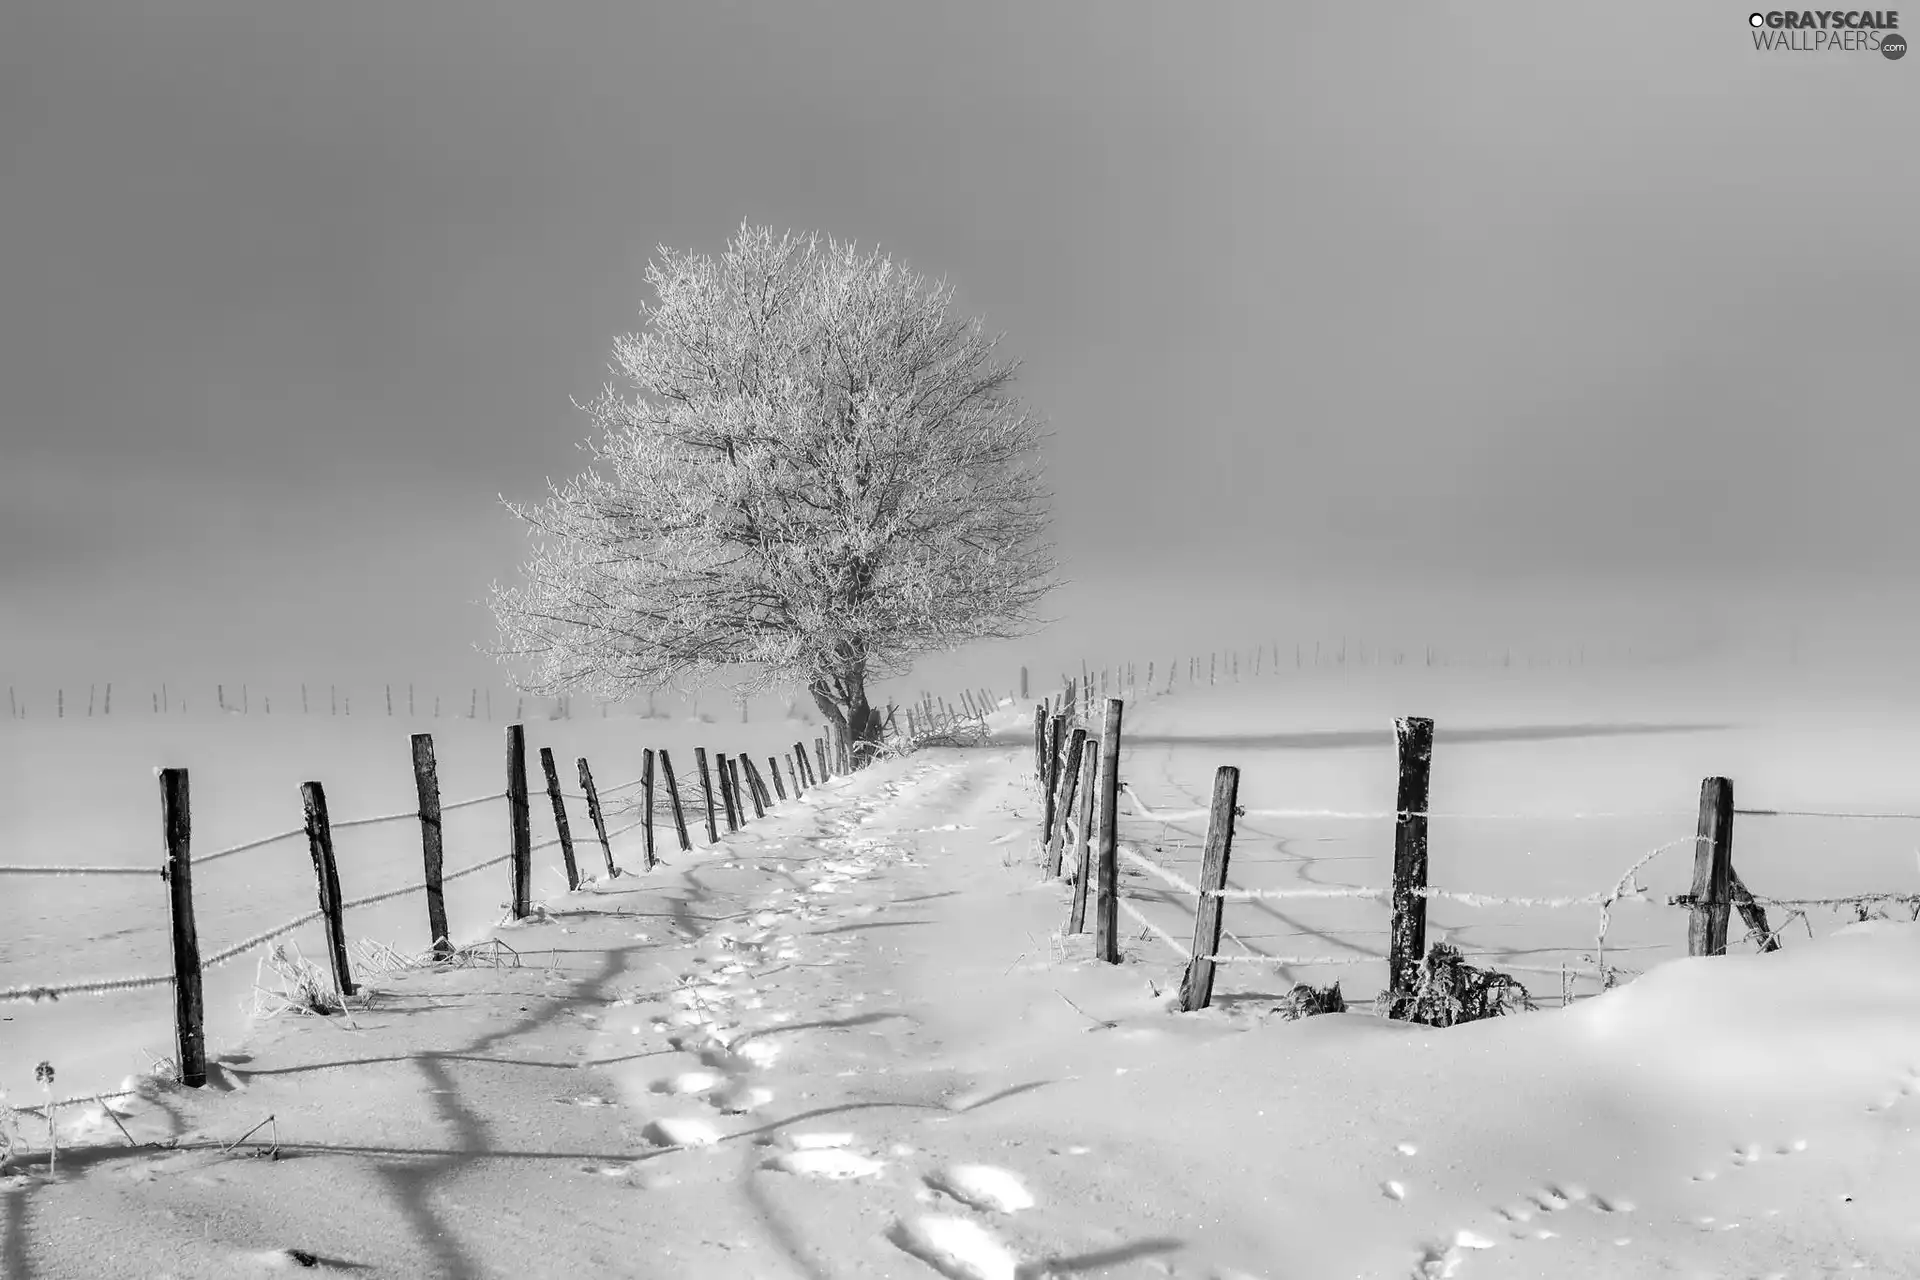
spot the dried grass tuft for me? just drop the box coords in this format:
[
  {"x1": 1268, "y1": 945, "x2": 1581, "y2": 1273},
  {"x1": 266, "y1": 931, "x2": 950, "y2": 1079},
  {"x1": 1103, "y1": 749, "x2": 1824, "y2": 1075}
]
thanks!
[
  {"x1": 251, "y1": 943, "x2": 350, "y2": 1020},
  {"x1": 1377, "y1": 943, "x2": 1536, "y2": 1027},
  {"x1": 1273, "y1": 981, "x2": 1347, "y2": 1021}
]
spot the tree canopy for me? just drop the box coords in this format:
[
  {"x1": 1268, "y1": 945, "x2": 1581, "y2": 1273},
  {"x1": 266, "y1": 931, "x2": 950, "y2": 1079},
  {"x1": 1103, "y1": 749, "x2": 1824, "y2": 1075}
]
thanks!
[{"x1": 487, "y1": 223, "x2": 1057, "y2": 754}]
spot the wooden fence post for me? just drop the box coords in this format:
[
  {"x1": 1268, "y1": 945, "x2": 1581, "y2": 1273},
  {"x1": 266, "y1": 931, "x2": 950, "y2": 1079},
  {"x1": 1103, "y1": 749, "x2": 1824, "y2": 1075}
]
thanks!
[
  {"x1": 300, "y1": 781, "x2": 356, "y2": 998},
  {"x1": 768, "y1": 756, "x2": 788, "y2": 802},
  {"x1": 715, "y1": 752, "x2": 740, "y2": 832},
  {"x1": 733, "y1": 755, "x2": 754, "y2": 819},
  {"x1": 793, "y1": 742, "x2": 812, "y2": 790},
  {"x1": 814, "y1": 737, "x2": 830, "y2": 783},
  {"x1": 837, "y1": 730, "x2": 851, "y2": 774},
  {"x1": 1066, "y1": 749, "x2": 1098, "y2": 934},
  {"x1": 693, "y1": 748, "x2": 720, "y2": 843},
  {"x1": 1179, "y1": 766, "x2": 1241, "y2": 1012},
  {"x1": 1032, "y1": 704, "x2": 1047, "y2": 782},
  {"x1": 539, "y1": 747, "x2": 581, "y2": 891},
  {"x1": 726, "y1": 755, "x2": 746, "y2": 823},
  {"x1": 1020, "y1": 666, "x2": 1029, "y2": 700},
  {"x1": 1093, "y1": 698, "x2": 1125, "y2": 963},
  {"x1": 1727, "y1": 865, "x2": 1779, "y2": 953},
  {"x1": 640, "y1": 748, "x2": 659, "y2": 868},
  {"x1": 658, "y1": 749, "x2": 693, "y2": 852},
  {"x1": 578, "y1": 757, "x2": 617, "y2": 879},
  {"x1": 1688, "y1": 777, "x2": 1735, "y2": 957},
  {"x1": 411, "y1": 733, "x2": 452, "y2": 959},
  {"x1": 507, "y1": 724, "x2": 532, "y2": 918},
  {"x1": 160, "y1": 768, "x2": 207, "y2": 1088},
  {"x1": 1041, "y1": 714, "x2": 1065, "y2": 851},
  {"x1": 1046, "y1": 727, "x2": 1088, "y2": 878},
  {"x1": 742, "y1": 757, "x2": 769, "y2": 818},
  {"x1": 1386, "y1": 716, "x2": 1436, "y2": 1003}
]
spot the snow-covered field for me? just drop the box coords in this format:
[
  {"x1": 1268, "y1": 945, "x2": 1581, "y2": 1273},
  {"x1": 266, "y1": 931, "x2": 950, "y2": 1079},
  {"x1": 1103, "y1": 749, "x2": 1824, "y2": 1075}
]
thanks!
[
  {"x1": 1, "y1": 711, "x2": 830, "y2": 1103},
  {"x1": 4, "y1": 663, "x2": 1919, "y2": 1277}
]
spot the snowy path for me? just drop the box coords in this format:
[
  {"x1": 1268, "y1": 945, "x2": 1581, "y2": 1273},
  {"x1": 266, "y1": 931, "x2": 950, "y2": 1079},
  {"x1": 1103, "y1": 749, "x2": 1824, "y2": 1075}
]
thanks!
[{"x1": 7, "y1": 743, "x2": 1920, "y2": 1279}]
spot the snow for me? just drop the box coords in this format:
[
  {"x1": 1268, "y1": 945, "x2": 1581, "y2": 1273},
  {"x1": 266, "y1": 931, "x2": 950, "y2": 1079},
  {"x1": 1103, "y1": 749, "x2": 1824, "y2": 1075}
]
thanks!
[{"x1": 3, "y1": 669, "x2": 1918, "y2": 1275}]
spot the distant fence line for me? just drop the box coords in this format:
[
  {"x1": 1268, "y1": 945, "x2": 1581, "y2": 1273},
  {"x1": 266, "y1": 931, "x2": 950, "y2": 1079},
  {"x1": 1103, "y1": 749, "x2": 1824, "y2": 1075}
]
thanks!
[
  {"x1": 1026, "y1": 687, "x2": 1920, "y2": 1014},
  {"x1": 5, "y1": 633, "x2": 1728, "y2": 724}
]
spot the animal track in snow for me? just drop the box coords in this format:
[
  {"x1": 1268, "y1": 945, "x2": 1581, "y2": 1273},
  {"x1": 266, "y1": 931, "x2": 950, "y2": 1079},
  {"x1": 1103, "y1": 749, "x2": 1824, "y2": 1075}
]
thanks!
[{"x1": 1690, "y1": 1133, "x2": 1808, "y2": 1182}]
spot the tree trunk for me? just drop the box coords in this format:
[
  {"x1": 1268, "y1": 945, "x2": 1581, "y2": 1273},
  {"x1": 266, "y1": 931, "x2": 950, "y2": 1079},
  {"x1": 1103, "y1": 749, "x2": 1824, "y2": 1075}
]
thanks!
[{"x1": 808, "y1": 670, "x2": 883, "y2": 767}]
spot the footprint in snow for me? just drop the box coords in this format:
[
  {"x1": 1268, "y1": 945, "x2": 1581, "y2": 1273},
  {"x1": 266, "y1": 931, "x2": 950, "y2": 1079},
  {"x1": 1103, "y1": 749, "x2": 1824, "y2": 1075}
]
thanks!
[
  {"x1": 923, "y1": 1165, "x2": 1035, "y2": 1214},
  {"x1": 761, "y1": 1147, "x2": 887, "y2": 1179},
  {"x1": 642, "y1": 1116, "x2": 723, "y2": 1149},
  {"x1": 886, "y1": 1215, "x2": 1026, "y2": 1280}
]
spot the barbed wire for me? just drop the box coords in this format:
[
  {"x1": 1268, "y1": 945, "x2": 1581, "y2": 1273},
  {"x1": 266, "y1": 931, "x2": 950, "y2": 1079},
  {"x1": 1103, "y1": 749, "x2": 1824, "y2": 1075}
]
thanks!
[
  {"x1": 0, "y1": 971, "x2": 174, "y2": 1004},
  {"x1": 0, "y1": 792, "x2": 513, "y2": 881},
  {"x1": 7, "y1": 1086, "x2": 144, "y2": 1117},
  {"x1": 1735, "y1": 807, "x2": 1920, "y2": 821},
  {"x1": 191, "y1": 825, "x2": 307, "y2": 867},
  {"x1": 1116, "y1": 898, "x2": 1191, "y2": 960},
  {"x1": 1117, "y1": 785, "x2": 1692, "y2": 824}
]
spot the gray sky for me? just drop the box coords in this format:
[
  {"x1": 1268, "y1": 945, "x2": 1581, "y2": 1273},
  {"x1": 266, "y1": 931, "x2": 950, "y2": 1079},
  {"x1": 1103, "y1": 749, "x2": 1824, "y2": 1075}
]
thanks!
[{"x1": 3, "y1": 1, "x2": 1915, "y2": 695}]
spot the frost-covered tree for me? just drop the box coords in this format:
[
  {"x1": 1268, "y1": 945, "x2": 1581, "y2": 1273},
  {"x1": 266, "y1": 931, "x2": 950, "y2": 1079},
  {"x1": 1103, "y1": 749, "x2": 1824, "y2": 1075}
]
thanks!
[{"x1": 487, "y1": 223, "x2": 1057, "y2": 762}]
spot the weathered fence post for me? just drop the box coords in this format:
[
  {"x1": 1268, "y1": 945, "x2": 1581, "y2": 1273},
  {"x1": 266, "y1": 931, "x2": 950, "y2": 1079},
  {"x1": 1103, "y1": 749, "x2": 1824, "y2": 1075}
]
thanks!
[
  {"x1": 1019, "y1": 666, "x2": 1029, "y2": 700},
  {"x1": 1386, "y1": 716, "x2": 1436, "y2": 1003},
  {"x1": 1728, "y1": 865, "x2": 1779, "y2": 953},
  {"x1": 300, "y1": 781, "x2": 356, "y2": 998},
  {"x1": 160, "y1": 768, "x2": 208, "y2": 1088},
  {"x1": 411, "y1": 733, "x2": 452, "y2": 959},
  {"x1": 742, "y1": 757, "x2": 769, "y2": 818},
  {"x1": 578, "y1": 757, "x2": 617, "y2": 879},
  {"x1": 693, "y1": 748, "x2": 721, "y2": 843},
  {"x1": 1179, "y1": 766, "x2": 1241, "y2": 1012},
  {"x1": 539, "y1": 747, "x2": 581, "y2": 891},
  {"x1": 793, "y1": 742, "x2": 812, "y2": 790},
  {"x1": 837, "y1": 729, "x2": 851, "y2": 774},
  {"x1": 734, "y1": 755, "x2": 757, "y2": 819},
  {"x1": 1032, "y1": 704, "x2": 1047, "y2": 782},
  {"x1": 1093, "y1": 698, "x2": 1125, "y2": 963},
  {"x1": 727, "y1": 755, "x2": 748, "y2": 821},
  {"x1": 507, "y1": 724, "x2": 532, "y2": 918},
  {"x1": 1066, "y1": 749, "x2": 1098, "y2": 935},
  {"x1": 1041, "y1": 713, "x2": 1065, "y2": 851},
  {"x1": 768, "y1": 756, "x2": 788, "y2": 802},
  {"x1": 657, "y1": 749, "x2": 693, "y2": 852},
  {"x1": 640, "y1": 748, "x2": 659, "y2": 868},
  {"x1": 1046, "y1": 727, "x2": 1088, "y2": 878},
  {"x1": 715, "y1": 752, "x2": 740, "y2": 832},
  {"x1": 1688, "y1": 777, "x2": 1735, "y2": 957},
  {"x1": 814, "y1": 737, "x2": 830, "y2": 783}
]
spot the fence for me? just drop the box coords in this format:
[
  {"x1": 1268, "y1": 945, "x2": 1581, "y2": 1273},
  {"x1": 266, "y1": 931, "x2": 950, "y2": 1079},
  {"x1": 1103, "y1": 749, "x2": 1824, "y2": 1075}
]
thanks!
[
  {"x1": 0, "y1": 682, "x2": 854, "y2": 724},
  {"x1": 1027, "y1": 693, "x2": 1920, "y2": 1014},
  {"x1": 0, "y1": 714, "x2": 897, "y2": 1119},
  {"x1": 4, "y1": 637, "x2": 1690, "y2": 723}
]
